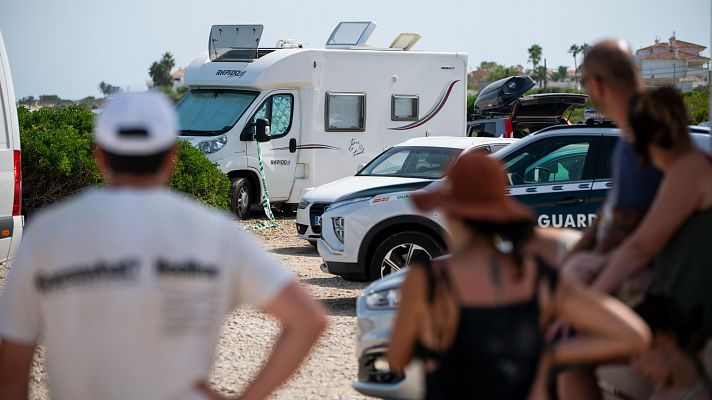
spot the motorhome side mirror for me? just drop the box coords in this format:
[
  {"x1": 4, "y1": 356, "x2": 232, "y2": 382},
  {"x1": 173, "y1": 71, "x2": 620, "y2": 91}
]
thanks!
[
  {"x1": 255, "y1": 118, "x2": 271, "y2": 142},
  {"x1": 356, "y1": 163, "x2": 366, "y2": 173}
]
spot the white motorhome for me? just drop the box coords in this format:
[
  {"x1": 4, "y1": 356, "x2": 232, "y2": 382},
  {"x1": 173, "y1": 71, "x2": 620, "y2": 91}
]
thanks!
[
  {"x1": 177, "y1": 22, "x2": 467, "y2": 218},
  {"x1": 0, "y1": 30, "x2": 23, "y2": 263}
]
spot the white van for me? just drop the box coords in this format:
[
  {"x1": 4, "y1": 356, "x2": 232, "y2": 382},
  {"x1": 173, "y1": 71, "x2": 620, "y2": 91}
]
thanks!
[
  {"x1": 177, "y1": 22, "x2": 467, "y2": 218},
  {"x1": 0, "y1": 30, "x2": 23, "y2": 263}
]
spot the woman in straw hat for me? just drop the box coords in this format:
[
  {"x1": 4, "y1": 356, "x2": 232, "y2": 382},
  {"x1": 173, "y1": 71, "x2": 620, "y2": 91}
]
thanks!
[{"x1": 387, "y1": 152, "x2": 651, "y2": 399}]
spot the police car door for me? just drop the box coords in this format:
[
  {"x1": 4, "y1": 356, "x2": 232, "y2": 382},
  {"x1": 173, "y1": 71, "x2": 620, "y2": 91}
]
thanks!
[
  {"x1": 244, "y1": 90, "x2": 299, "y2": 200},
  {"x1": 503, "y1": 136, "x2": 600, "y2": 229}
]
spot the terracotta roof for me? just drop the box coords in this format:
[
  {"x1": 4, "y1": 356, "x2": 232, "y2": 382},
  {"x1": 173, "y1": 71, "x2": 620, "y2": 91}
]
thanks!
[
  {"x1": 468, "y1": 69, "x2": 489, "y2": 80},
  {"x1": 639, "y1": 43, "x2": 671, "y2": 51},
  {"x1": 673, "y1": 40, "x2": 706, "y2": 49},
  {"x1": 639, "y1": 52, "x2": 710, "y2": 61},
  {"x1": 171, "y1": 67, "x2": 186, "y2": 79}
]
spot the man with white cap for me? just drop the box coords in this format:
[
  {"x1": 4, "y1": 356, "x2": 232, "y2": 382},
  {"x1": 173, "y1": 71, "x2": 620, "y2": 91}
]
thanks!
[{"x1": 0, "y1": 92, "x2": 327, "y2": 400}]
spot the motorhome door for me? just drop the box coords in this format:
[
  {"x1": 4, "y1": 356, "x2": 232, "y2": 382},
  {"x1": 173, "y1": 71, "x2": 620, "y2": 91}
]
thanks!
[{"x1": 245, "y1": 90, "x2": 299, "y2": 200}]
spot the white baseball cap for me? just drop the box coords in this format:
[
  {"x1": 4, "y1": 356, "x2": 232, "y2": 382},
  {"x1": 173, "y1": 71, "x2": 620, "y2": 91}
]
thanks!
[{"x1": 94, "y1": 92, "x2": 178, "y2": 156}]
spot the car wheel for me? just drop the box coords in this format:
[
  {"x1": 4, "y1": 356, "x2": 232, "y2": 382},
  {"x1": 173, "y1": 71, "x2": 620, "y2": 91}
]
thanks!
[
  {"x1": 369, "y1": 231, "x2": 444, "y2": 280},
  {"x1": 229, "y1": 178, "x2": 252, "y2": 220}
]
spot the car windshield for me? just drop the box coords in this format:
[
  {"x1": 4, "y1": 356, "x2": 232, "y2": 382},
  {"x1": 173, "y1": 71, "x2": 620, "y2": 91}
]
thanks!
[
  {"x1": 176, "y1": 90, "x2": 259, "y2": 136},
  {"x1": 358, "y1": 146, "x2": 461, "y2": 179}
]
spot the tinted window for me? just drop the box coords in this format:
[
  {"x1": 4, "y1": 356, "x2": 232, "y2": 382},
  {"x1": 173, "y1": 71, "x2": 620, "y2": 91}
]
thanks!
[
  {"x1": 359, "y1": 146, "x2": 461, "y2": 179},
  {"x1": 326, "y1": 92, "x2": 365, "y2": 131},
  {"x1": 503, "y1": 139, "x2": 594, "y2": 185}
]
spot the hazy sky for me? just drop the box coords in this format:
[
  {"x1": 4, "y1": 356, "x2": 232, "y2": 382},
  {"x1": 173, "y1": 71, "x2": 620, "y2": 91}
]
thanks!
[{"x1": 1, "y1": 0, "x2": 710, "y2": 100}]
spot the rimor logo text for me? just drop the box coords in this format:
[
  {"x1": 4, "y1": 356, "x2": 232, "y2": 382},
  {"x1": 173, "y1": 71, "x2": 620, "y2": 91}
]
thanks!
[{"x1": 216, "y1": 70, "x2": 246, "y2": 77}]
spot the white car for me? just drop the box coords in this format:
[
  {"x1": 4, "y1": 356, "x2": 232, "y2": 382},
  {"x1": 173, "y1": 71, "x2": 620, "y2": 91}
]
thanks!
[
  {"x1": 296, "y1": 136, "x2": 516, "y2": 250},
  {"x1": 0, "y1": 30, "x2": 23, "y2": 263}
]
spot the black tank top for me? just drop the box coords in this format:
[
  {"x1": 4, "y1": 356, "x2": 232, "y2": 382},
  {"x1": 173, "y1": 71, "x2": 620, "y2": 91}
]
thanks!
[{"x1": 414, "y1": 257, "x2": 558, "y2": 400}]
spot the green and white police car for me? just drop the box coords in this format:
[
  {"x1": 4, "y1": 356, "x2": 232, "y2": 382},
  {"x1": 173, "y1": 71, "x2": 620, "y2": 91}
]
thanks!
[{"x1": 317, "y1": 124, "x2": 711, "y2": 282}]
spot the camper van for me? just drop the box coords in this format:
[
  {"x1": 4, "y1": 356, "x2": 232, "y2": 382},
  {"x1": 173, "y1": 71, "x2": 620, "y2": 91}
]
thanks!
[
  {"x1": 177, "y1": 22, "x2": 467, "y2": 218},
  {"x1": 0, "y1": 30, "x2": 23, "y2": 263}
]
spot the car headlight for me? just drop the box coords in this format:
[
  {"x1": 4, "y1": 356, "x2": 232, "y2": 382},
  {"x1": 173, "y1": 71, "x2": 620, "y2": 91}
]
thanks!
[
  {"x1": 327, "y1": 196, "x2": 372, "y2": 212},
  {"x1": 365, "y1": 288, "x2": 401, "y2": 309},
  {"x1": 198, "y1": 134, "x2": 228, "y2": 154},
  {"x1": 298, "y1": 198, "x2": 310, "y2": 209},
  {"x1": 333, "y1": 217, "x2": 345, "y2": 243}
]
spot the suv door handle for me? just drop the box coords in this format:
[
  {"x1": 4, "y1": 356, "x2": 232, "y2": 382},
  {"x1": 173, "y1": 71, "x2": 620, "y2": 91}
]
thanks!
[{"x1": 555, "y1": 197, "x2": 585, "y2": 206}]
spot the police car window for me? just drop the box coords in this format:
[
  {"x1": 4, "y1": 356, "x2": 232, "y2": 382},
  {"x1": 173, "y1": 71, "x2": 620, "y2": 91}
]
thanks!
[
  {"x1": 504, "y1": 140, "x2": 592, "y2": 185},
  {"x1": 359, "y1": 147, "x2": 460, "y2": 178}
]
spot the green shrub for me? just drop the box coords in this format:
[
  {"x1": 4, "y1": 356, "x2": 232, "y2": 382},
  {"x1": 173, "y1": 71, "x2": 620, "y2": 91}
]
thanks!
[
  {"x1": 18, "y1": 106, "x2": 230, "y2": 217},
  {"x1": 170, "y1": 141, "x2": 230, "y2": 210},
  {"x1": 682, "y1": 88, "x2": 708, "y2": 125}
]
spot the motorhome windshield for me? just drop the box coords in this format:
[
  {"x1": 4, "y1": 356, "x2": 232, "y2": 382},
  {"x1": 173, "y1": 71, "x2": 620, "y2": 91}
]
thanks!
[
  {"x1": 176, "y1": 90, "x2": 258, "y2": 136},
  {"x1": 358, "y1": 146, "x2": 461, "y2": 179}
]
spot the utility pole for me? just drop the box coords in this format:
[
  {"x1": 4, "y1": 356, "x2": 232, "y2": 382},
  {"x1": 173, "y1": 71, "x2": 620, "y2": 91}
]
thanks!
[{"x1": 544, "y1": 58, "x2": 548, "y2": 89}]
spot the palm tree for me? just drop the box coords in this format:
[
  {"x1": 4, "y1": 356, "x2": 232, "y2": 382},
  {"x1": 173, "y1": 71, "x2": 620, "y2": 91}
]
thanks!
[
  {"x1": 568, "y1": 44, "x2": 583, "y2": 88},
  {"x1": 528, "y1": 44, "x2": 543, "y2": 86}
]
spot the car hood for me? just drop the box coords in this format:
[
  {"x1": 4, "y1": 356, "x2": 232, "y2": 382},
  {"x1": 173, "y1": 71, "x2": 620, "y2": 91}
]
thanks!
[
  {"x1": 305, "y1": 176, "x2": 434, "y2": 203},
  {"x1": 363, "y1": 269, "x2": 408, "y2": 293}
]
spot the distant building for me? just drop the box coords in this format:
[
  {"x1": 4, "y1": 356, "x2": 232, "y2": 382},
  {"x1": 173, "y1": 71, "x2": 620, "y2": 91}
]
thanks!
[
  {"x1": 635, "y1": 33, "x2": 710, "y2": 91},
  {"x1": 171, "y1": 67, "x2": 186, "y2": 91}
]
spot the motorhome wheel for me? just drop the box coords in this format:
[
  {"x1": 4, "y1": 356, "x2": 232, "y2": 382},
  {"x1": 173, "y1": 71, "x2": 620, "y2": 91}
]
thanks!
[
  {"x1": 369, "y1": 231, "x2": 444, "y2": 280},
  {"x1": 229, "y1": 178, "x2": 252, "y2": 219}
]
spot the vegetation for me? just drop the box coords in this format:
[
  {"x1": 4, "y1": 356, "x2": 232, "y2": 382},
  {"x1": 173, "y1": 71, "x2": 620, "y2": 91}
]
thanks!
[
  {"x1": 98, "y1": 81, "x2": 121, "y2": 98},
  {"x1": 18, "y1": 105, "x2": 229, "y2": 217},
  {"x1": 550, "y1": 65, "x2": 569, "y2": 82},
  {"x1": 149, "y1": 52, "x2": 176, "y2": 88},
  {"x1": 683, "y1": 87, "x2": 709, "y2": 125},
  {"x1": 527, "y1": 44, "x2": 544, "y2": 87}
]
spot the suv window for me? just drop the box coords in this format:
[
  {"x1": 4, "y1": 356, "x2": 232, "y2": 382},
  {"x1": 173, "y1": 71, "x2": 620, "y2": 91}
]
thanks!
[{"x1": 504, "y1": 139, "x2": 594, "y2": 185}]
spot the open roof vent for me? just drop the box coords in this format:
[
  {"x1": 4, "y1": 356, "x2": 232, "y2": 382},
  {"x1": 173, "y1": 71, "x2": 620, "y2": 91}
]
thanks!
[
  {"x1": 208, "y1": 25, "x2": 263, "y2": 62},
  {"x1": 389, "y1": 33, "x2": 421, "y2": 51},
  {"x1": 325, "y1": 21, "x2": 377, "y2": 49}
]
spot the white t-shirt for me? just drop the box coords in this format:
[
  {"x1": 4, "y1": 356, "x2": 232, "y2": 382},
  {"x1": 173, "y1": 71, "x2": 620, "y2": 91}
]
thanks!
[{"x1": 0, "y1": 188, "x2": 293, "y2": 400}]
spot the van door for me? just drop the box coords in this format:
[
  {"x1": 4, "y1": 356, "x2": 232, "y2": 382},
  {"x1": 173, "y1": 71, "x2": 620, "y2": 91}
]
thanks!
[
  {"x1": 0, "y1": 51, "x2": 13, "y2": 261},
  {"x1": 244, "y1": 90, "x2": 299, "y2": 200}
]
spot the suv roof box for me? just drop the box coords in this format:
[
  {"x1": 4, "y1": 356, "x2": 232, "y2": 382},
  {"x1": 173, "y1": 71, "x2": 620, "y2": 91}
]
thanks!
[{"x1": 474, "y1": 75, "x2": 535, "y2": 114}]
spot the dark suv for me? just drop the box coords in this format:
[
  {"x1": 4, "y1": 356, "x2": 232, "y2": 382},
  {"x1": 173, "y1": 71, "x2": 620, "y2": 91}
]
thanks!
[{"x1": 468, "y1": 75, "x2": 587, "y2": 138}]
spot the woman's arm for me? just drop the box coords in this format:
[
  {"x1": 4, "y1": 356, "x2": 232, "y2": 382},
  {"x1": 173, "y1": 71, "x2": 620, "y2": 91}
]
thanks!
[
  {"x1": 387, "y1": 266, "x2": 427, "y2": 374},
  {"x1": 592, "y1": 159, "x2": 701, "y2": 294},
  {"x1": 550, "y1": 278, "x2": 651, "y2": 365}
]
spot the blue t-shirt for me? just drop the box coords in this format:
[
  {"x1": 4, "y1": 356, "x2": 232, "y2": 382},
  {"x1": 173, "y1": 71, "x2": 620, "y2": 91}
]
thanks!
[{"x1": 608, "y1": 139, "x2": 663, "y2": 209}]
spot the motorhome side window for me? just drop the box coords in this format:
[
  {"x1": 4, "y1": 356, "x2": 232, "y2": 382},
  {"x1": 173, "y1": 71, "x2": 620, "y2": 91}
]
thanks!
[
  {"x1": 325, "y1": 92, "x2": 365, "y2": 132},
  {"x1": 252, "y1": 94, "x2": 294, "y2": 138},
  {"x1": 391, "y1": 95, "x2": 418, "y2": 121}
]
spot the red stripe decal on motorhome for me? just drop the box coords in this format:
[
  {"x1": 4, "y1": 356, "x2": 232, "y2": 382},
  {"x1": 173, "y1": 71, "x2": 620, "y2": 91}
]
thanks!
[{"x1": 388, "y1": 80, "x2": 460, "y2": 131}]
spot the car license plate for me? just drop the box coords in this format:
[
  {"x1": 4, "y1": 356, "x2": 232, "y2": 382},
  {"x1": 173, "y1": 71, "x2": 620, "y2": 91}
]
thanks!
[{"x1": 314, "y1": 216, "x2": 322, "y2": 226}]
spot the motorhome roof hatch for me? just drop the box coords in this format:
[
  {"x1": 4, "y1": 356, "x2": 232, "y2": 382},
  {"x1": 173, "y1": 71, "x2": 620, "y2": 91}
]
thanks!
[
  {"x1": 209, "y1": 25, "x2": 263, "y2": 62},
  {"x1": 389, "y1": 33, "x2": 421, "y2": 51},
  {"x1": 325, "y1": 21, "x2": 377, "y2": 49}
]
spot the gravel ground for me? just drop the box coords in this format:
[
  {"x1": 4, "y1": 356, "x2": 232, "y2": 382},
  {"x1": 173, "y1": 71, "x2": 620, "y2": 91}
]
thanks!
[{"x1": 0, "y1": 212, "x2": 373, "y2": 399}]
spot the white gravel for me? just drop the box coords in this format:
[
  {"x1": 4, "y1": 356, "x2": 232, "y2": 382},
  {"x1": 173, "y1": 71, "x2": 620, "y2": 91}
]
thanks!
[{"x1": 0, "y1": 212, "x2": 373, "y2": 399}]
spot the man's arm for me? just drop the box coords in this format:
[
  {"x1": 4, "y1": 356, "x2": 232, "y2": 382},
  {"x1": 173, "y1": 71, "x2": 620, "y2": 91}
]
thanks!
[
  {"x1": 593, "y1": 160, "x2": 701, "y2": 293},
  {"x1": 0, "y1": 340, "x2": 36, "y2": 400}
]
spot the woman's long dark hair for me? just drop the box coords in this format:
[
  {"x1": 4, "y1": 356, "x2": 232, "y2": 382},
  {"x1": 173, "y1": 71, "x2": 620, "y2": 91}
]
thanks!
[
  {"x1": 628, "y1": 87, "x2": 691, "y2": 165},
  {"x1": 461, "y1": 219, "x2": 535, "y2": 279}
]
